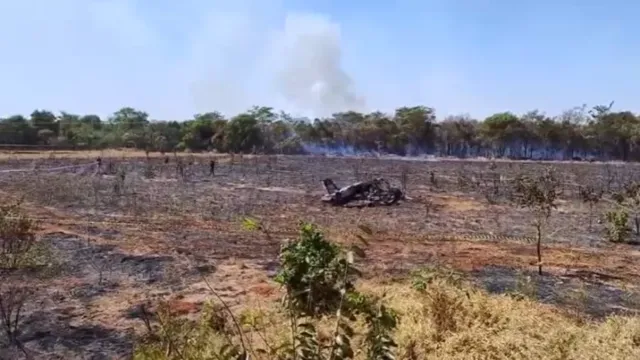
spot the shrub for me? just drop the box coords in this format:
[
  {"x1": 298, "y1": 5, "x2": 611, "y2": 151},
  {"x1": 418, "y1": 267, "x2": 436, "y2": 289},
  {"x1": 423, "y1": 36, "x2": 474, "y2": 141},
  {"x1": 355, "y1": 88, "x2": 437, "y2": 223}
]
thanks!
[
  {"x1": 134, "y1": 222, "x2": 398, "y2": 360},
  {"x1": 0, "y1": 199, "x2": 51, "y2": 356},
  {"x1": 0, "y1": 200, "x2": 38, "y2": 271},
  {"x1": 274, "y1": 223, "x2": 361, "y2": 316},
  {"x1": 510, "y1": 168, "x2": 559, "y2": 275},
  {"x1": 605, "y1": 209, "x2": 630, "y2": 243}
]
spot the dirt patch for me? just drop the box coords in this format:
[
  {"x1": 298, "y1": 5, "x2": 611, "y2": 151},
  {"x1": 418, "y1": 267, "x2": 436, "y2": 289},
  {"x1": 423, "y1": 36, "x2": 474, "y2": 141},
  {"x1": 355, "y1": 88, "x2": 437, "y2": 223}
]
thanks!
[{"x1": 431, "y1": 193, "x2": 486, "y2": 212}]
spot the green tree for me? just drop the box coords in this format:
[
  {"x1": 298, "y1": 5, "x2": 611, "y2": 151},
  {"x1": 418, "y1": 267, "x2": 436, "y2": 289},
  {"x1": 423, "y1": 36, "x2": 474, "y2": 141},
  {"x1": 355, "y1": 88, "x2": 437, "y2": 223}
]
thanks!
[
  {"x1": 79, "y1": 114, "x2": 102, "y2": 129},
  {"x1": 224, "y1": 113, "x2": 263, "y2": 153},
  {"x1": 110, "y1": 107, "x2": 149, "y2": 130},
  {"x1": 393, "y1": 106, "x2": 437, "y2": 154},
  {"x1": 181, "y1": 112, "x2": 225, "y2": 151},
  {"x1": 30, "y1": 110, "x2": 58, "y2": 135},
  {"x1": 0, "y1": 116, "x2": 37, "y2": 144},
  {"x1": 481, "y1": 112, "x2": 521, "y2": 157}
]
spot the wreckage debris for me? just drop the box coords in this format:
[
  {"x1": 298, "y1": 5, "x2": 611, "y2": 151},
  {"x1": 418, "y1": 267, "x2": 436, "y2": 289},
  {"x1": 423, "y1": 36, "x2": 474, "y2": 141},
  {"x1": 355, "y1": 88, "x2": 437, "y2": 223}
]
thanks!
[{"x1": 321, "y1": 177, "x2": 404, "y2": 207}]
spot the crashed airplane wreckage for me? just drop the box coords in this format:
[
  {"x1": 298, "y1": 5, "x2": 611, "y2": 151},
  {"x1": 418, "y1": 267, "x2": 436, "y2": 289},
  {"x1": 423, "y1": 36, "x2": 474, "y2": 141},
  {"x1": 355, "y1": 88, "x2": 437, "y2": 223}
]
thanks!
[{"x1": 321, "y1": 178, "x2": 405, "y2": 207}]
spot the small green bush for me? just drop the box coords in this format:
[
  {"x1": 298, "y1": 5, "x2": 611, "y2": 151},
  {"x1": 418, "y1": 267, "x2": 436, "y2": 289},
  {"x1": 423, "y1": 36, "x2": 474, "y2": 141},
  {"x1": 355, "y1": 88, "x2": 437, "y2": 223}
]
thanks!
[
  {"x1": 0, "y1": 200, "x2": 38, "y2": 271},
  {"x1": 134, "y1": 222, "x2": 398, "y2": 360},
  {"x1": 274, "y1": 223, "x2": 360, "y2": 316},
  {"x1": 605, "y1": 209, "x2": 630, "y2": 243}
]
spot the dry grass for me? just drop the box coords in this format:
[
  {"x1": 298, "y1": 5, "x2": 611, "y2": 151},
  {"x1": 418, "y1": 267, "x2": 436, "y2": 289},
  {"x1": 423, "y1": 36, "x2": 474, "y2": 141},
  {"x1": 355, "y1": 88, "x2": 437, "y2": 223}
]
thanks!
[
  {"x1": 141, "y1": 278, "x2": 640, "y2": 360},
  {"x1": 376, "y1": 281, "x2": 640, "y2": 359}
]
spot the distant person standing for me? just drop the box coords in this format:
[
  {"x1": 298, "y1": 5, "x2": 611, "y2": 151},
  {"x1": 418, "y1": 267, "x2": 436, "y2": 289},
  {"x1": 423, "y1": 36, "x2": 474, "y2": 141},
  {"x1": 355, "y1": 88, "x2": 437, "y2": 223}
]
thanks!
[{"x1": 209, "y1": 159, "x2": 216, "y2": 176}]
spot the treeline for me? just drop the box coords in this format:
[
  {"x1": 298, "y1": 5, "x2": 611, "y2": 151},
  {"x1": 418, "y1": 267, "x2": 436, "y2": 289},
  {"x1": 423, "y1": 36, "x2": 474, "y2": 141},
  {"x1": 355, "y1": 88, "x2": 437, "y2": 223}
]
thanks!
[{"x1": 1, "y1": 102, "x2": 638, "y2": 161}]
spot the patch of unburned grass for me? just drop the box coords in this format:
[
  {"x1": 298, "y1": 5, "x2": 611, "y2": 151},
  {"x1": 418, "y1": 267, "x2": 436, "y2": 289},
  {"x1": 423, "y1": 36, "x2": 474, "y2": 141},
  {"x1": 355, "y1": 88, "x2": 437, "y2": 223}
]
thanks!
[
  {"x1": 375, "y1": 280, "x2": 640, "y2": 359},
  {"x1": 135, "y1": 277, "x2": 640, "y2": 360}
]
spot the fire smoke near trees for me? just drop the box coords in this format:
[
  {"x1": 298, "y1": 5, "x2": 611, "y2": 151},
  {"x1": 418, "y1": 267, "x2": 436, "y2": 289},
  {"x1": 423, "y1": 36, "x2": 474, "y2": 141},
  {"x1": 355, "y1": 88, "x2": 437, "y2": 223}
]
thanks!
[{"x1": 269, "y1": 13, "x2": 366, "y2": 117}]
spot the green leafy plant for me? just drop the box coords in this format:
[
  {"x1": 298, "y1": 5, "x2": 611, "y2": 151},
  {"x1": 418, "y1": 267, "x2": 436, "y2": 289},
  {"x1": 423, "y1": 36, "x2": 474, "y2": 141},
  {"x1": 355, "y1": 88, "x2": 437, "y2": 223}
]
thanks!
[
  {"x1": 511, "y1": 167, "x2": 559, "y2": 275},
  {"x1": 274, "y1": 223, "x2": 362, "y2": 316},
  {"x1": 134, "y1": 222, "x2": 398, "y2": 360},
  {"x1": 0, "y1": 200, "x2": 37, "y2": 271},
  {"x1": 609, "y1": 181, "x2": 640, "y2": 236},
  {"x1": 347, "y1": 292, "x2": 398, "y2": 360},
  {"x1": 605, "y1": 209, "x2": 630, "y2": 243}
]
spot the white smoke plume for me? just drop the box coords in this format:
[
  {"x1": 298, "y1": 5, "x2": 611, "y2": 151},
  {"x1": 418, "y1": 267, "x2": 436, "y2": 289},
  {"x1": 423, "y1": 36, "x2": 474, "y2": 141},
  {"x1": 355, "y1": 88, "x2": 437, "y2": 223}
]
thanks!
[
  {"x1": 186, "y1": 5, "x2": 366, "y2": 118},
  {"x1": 0, "y1": 0, "x2": 367, "y2": 119},
  {"x1": 267, "y1": 13, "x2": 366, "y2": 117}
]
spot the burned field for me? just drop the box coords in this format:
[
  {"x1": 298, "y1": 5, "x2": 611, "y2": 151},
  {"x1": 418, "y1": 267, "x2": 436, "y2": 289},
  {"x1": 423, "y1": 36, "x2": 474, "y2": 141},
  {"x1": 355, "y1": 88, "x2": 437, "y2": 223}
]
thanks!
[{"x1": 1, "y1": 154, "x2": 640, "y2": 358}]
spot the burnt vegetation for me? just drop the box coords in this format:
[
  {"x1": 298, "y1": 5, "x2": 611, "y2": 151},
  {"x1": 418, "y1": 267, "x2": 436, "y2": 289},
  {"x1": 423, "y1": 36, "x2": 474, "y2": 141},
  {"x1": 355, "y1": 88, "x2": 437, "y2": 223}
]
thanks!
[
  {"x1": 2, "y1": 101, "x2": 640, "y2": 162},
  {"x1": 3, "y1": 104, "x2": 640, "y2": 358}
]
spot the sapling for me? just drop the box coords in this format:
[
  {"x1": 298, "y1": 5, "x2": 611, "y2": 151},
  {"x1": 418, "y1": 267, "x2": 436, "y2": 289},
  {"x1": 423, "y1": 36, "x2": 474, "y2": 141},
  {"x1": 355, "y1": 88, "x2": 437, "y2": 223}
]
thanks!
[
  {"x1": 579, "y1": 185, "x2": 604, "y2": 231},
  {"x1": 623, "y1": 182, "x2": 640, "y2": 235},
  {"x1": 511, "y1": 167, "x2": 560, "y2": 275}
]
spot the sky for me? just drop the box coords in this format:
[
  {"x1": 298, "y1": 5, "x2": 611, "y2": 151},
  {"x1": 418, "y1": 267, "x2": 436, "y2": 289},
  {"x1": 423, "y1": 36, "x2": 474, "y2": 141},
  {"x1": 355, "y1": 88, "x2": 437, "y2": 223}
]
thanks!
[{"x1": 0, "y1": 0, "x2": 638, "y2": 121}]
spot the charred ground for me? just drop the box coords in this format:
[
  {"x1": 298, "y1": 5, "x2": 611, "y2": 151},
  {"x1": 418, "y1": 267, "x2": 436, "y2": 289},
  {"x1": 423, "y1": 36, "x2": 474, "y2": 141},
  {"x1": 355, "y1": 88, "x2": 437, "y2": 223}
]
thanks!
[{"x1": 1, "y1": 152, "x2": 640, "y2": 358}]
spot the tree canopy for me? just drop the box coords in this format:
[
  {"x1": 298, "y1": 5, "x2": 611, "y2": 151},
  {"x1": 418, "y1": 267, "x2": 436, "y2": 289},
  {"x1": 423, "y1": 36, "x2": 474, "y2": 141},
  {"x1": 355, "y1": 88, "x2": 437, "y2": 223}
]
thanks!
[{"x1": 2, "y1": 102, "x2": 638, "y2": 161}]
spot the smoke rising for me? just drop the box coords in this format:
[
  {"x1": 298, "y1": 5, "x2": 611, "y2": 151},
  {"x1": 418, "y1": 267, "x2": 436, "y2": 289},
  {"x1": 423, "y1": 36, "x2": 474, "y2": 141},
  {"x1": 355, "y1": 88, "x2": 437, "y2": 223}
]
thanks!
[
  {"x1": 268, "y1": 13, "x2": 366, "y2": 117},
  {"x1": 187, "y1": 6, "x2": 366, "y2": 118},
  {"x1": 0, "y1": 0, "x2": 368, "y2": 119}
]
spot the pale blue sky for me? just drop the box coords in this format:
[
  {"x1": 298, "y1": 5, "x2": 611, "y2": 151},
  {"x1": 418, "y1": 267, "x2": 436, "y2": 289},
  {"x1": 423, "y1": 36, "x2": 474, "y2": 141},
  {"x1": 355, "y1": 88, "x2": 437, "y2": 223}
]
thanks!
[{"x1": 0, "y1": 0, "x2": 637, "y2": 121}]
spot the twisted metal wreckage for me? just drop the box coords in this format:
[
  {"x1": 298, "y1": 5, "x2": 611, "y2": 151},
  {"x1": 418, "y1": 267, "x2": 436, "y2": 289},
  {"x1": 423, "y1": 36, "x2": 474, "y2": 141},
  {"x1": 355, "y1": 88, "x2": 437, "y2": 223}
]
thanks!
[{"x1": 321, "y1": 178, "x2": 405, "y2": 207}]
